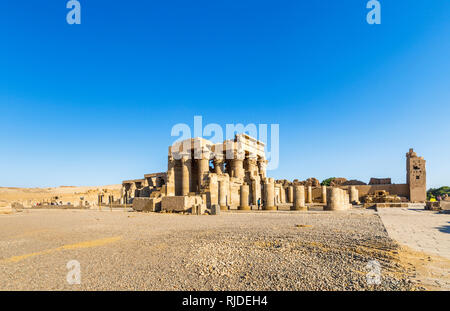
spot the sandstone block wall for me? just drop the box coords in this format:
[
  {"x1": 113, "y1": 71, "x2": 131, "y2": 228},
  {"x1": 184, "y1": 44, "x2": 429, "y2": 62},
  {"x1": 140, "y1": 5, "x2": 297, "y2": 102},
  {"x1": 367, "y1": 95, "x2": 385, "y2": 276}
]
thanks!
[
  {"x1": 161, "y1": 196, "x2": 204, "y2": 212},
  {"x1": 133, "y1": 197, "x2": 162, "y2": 212}
]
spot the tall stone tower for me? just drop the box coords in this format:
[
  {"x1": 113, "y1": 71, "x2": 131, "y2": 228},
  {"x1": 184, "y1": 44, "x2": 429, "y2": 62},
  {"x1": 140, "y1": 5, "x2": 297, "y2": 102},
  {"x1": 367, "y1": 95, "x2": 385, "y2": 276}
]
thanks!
[{"x1": 406, "y1": 148, "x2": 426, "y2": 202}]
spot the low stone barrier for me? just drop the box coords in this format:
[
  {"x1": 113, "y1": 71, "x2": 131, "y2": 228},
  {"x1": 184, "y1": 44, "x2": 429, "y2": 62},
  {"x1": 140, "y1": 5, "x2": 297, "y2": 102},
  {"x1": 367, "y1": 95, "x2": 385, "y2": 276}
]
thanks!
[{"x1": 425, "y1": 201, "x2": 450, "y2": 211}]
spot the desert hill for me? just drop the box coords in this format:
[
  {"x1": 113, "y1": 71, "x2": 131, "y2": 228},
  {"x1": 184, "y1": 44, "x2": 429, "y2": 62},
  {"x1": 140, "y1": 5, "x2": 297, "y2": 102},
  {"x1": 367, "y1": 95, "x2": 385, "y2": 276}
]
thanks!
[{"x1": 0, "y1": 184, "x2": 122, "y2": 207}]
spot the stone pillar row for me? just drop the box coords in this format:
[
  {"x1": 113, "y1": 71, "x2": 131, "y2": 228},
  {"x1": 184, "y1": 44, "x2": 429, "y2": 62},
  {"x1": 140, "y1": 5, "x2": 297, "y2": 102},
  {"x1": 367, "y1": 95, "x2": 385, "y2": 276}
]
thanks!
[
  {"x1": 212, "y1": 154, "x2": 267, "y2": 180},
  {"x1": 178, "y1": 150, "x2": 355, "y2": 213}
]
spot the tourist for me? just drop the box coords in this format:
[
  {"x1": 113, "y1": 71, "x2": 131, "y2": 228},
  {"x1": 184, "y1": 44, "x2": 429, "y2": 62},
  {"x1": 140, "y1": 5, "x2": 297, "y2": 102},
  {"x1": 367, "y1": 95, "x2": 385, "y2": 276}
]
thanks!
[{"x1": 257, "y1": 198, "x2": 261, "y2": 210}]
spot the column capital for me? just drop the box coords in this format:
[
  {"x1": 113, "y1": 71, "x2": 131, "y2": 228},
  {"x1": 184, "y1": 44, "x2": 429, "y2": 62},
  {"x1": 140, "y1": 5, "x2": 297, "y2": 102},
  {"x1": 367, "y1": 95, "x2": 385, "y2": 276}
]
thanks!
[
  {"x1": 246, "y1": 157, "x2": 257, "y2": 166},
  {"x1": 213, "y1": 154, "x2": 225, "y2": 161},
  {"x1": 180, "y1": 152, "x2": 190, "y2": 161},
  {"x1": 194, "y1": 147, "x2": 213, "y2": 160},
  {"x1": 234, "y1": 150, "x2": 245, "y2": 161}
]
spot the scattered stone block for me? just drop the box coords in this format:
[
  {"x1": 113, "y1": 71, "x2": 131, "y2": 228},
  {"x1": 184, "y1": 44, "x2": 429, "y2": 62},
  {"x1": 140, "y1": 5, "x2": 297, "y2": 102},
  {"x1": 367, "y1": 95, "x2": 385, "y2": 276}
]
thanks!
[
  {"x1": 425, "y1": 201, "x2": 450, "y2": 211},
  {"x1": 133, "y1": 197, "x2": 162, "y2": 212},
  {"x1": 161, "y1": 195, "x2": 205, "y2": 213}
]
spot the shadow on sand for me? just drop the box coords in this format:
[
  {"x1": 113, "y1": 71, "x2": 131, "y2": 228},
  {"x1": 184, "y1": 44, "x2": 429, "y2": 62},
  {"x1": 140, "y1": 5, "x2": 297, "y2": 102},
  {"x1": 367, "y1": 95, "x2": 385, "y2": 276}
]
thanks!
[{"x1": 436, "y1": 221, "x2": 450, "y2": 234}]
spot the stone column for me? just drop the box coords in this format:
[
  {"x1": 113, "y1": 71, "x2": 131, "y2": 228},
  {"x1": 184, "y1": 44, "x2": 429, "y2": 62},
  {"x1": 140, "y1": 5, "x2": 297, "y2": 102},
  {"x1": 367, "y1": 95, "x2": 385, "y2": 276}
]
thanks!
[
  {"x1": 239, "y1": 184, "x2": 250, "y2": 210},
  {"x1": 246, "y1": 158, "x2": 258, "y2": 177},
  {"x1": 219, "y1": 180, "x2": 227, "y2": 211},
  {"x1": 321, "y1": 186, "x2": 327, "y2": 204},
  {"x1": 232, "y1": 159, "x2": 244, "y2": 179},
  {"x1": 292, "y1": 185, "x2": 307, "y2": 211},
  {"x1": 306, "y1": 186, "x2": 313, "y2": 204},
  {"x1": 197, "y1": 157, "x2": 209, "y2": 191},
  {"x1": 350, "y1": 186, "x2": 359, "y2": 204},
  {"x1": 280, "y1": 186, "x2": 286, "y2": 203},
  {"x1": 130, "y1": 183, "x2": 136, "y2": 199},
  {"x1": 325, "y1": 187, "x2": 350, "y2": 211},
  {"x1": 251, "y1": 178, "x2": 262, "y2": 206},
  {"x1": 213, "y1": 155, "x2": 224, "y2": 174},
  {"x1": 288, "y1": 186, "x2": 294, "y2": 203},
  {"x1": 209, "y1": 174, "x2": 219, "y2": 206},
  {"x1": 181, "y1": 155, "x2": 190, "y2": 196},
  {"x1": 231, "y1": 152, "x2": 245, "y2": 179},
  {"x1": 258, "y1": 159, "x2": 267, "y2": 179},
  {"x1": 264, "y1": 178, "x2": 276, "y2": 210},
  {"x1": 326, "y1": 187, "x2": 340, "y2": 210},
  {"x1": 343, "y1": 190, "x2": 351, "y2": 208}
]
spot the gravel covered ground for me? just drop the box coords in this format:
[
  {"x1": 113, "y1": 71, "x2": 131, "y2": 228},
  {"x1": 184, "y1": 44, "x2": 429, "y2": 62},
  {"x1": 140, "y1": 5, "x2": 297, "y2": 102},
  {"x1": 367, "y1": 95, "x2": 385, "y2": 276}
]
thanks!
[{"x1": 0, "y1": 208, "x2": 420, "y2": 290}]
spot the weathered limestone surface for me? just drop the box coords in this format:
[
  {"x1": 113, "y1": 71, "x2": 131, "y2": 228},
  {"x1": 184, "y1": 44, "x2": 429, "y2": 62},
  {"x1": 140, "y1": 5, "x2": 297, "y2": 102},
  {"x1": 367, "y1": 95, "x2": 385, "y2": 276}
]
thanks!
[
  {"x1": 325, "y1": 187, "x2": 351, "y2": 211},
  {"x1": 264, "y1": 178, "x2": 276, "y2": 210},
  {"x1": 207, "y1": 174, "x2": 218, "y2": 207},
  {"x1": 344, "y1": 191, "x2": 350, "y2": 208},
  {"x1": 133, "y1": 197, "x2": 161, "y2": 212},
  {"x1": 219, "y1": 180, "x2": 228, "y2": 210},
  {"x1": 322, "y1": 186, "x2": 327, "y2": 204},
  {"x1": 292, "y1": 185, "x2": 307, "y2": 211},
  {"x1": 288, "y1": 186, "x2": 294, "y2": 203},
  {"x1": 250, "y1": 178, "x2": 261, "y2": 206},
  {"x1": 350, "y1": 186, "x2": 360, "y2": 204},
  {"x1": 239, "y1": 184, "x2": 250, "y2": 210},
  {"x1": 161, "y1": 195, "x2": 204, "y2": 213},
  {"x1": 306, "y1": 186, "x2": 313, "y2": 204},
  {"x1": 280, "y1": 185, "x2": 286, "y2": 203},
  {"x1": 181, "y1": 155, "x2": 190, "y2": 196},
  {"x1": 406, "y1": 148, "x2": 427, "y2": 202},
  {"x1": 425, "y1": 201, "x2": 450, "y2": 211},
  {"x1": 213, "y1": 156, "x2": 224, "y2": 174},
  {"x1": 197, "y1": 157, "x2": 209, "y2": 190},
  {"x1": 231, "y1": 159, "x2": 244, "y2": 179}
]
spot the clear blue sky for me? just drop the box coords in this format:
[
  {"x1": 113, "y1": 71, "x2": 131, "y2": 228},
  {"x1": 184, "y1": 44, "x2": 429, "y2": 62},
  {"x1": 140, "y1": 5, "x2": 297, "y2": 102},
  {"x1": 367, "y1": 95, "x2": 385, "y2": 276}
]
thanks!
[{"x1": 1, "y1": 1, "x2": 449, "y2": 188}]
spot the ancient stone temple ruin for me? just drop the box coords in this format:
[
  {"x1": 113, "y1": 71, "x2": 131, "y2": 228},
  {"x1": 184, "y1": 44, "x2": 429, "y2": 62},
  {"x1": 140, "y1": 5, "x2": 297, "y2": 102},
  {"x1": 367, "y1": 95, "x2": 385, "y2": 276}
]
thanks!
[
  {"x1": 124, "y1": 134, "x2": 269, "y2": 213},
  {"x1": 406, "y1": 148, "x2": 427, "y2": 202},
  {"x1": 122, "y1": 135, "x2": 427, "y2": 214}
]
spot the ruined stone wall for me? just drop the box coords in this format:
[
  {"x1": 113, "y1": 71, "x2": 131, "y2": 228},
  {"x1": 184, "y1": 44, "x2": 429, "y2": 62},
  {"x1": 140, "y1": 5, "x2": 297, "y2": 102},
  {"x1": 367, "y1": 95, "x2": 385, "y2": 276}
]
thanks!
[
  {"x1": 161, "y1": 195, "x2": 204, "y2": 212},
  {"x1": 406, "y1": 149, "x2": 427, "y2": 202},
  {"x1": 311, "y1": 187, "x2": 323, "y2": 202},
  {"x1": 229, "y1": 179, "x2": 242, "y2": 209},
  {"x1": 340, "y1": 184, "x2": 409, "y2": 200}
]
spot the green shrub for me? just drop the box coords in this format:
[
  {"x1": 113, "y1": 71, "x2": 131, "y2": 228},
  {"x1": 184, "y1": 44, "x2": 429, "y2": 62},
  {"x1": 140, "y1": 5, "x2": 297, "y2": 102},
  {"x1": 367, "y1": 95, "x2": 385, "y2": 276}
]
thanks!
[
  {"x1": 321, "y1": 177, "x2": 336, "y2": 186},
  {"x1": 427, "y1": 186, "x2": 450, "y2": 200}
]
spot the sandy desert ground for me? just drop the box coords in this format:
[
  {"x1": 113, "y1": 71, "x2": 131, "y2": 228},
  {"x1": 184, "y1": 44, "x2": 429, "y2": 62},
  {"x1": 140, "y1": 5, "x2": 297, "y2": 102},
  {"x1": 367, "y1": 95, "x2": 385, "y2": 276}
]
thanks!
[{"x1": 1, "y1": 208, "x2": 449, "y2": 291}]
